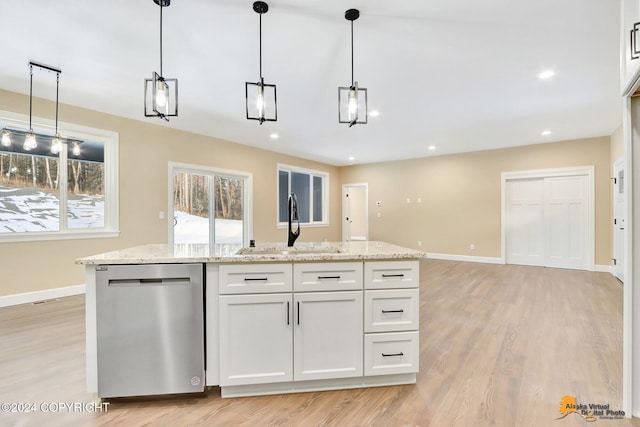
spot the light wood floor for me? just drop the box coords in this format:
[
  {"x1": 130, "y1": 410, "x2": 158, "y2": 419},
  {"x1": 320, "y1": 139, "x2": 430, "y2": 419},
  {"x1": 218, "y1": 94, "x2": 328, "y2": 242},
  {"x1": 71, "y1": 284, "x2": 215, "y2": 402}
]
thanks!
[{"x1": 1, "y1": 260, "x2": 638, "y2": 426}]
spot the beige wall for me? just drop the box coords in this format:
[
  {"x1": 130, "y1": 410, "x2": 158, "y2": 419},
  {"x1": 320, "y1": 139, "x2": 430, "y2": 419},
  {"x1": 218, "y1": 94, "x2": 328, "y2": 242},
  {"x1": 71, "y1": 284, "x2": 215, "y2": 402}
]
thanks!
[
  {"x1": 340, "y1": 137, "x2": 613, "y2": 266},
  {"x1": 0, "y1": 87, "x2": 620, "y2": 297},
  {"x1": 611, "y1": 124, "x2": 624, "y2": 163},
  {"x1": 0, "y1": 89, "x2": 342, "y2": 297}
]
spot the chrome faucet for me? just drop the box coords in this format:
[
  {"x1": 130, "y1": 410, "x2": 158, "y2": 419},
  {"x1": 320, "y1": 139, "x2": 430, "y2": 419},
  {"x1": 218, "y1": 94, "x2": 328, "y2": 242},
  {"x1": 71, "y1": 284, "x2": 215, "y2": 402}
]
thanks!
[{"x1": 287, "y1": 192, "x2": 300, "y2": 247}]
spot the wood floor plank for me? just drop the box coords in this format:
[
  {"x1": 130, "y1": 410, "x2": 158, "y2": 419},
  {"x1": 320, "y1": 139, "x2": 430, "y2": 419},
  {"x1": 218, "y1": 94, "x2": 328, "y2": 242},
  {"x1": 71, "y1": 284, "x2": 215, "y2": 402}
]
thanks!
[{"x1": 1, "y1": 260, "x2": 639, "y2": 426}]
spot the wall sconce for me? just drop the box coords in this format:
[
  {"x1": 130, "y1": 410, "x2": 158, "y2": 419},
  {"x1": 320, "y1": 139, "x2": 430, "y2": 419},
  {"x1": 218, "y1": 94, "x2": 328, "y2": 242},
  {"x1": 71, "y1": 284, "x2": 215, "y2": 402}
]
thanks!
[
  {"x1": 144, "y1": 0, "x2": 178, "y2": 121},
  {"x1": 245, "y1": 1, "x2": 277, "y2": 124},
  {"x1": 338, "y1": 9, "x2": 367, "y2": 127}
]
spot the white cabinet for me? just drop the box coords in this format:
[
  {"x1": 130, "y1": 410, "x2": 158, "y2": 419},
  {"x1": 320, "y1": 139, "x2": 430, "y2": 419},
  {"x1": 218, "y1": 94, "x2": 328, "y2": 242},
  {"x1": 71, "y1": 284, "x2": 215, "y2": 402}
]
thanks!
[
  {"x1": 363, "y1": 261, "x2": 420, "y2": 377},
  {"x1": 219, "y1": 263, "x2": 292, "y2": 294},
  {"x1": 294, "y1": 262, "x2": 363, "y2": 292},
  {"x1": 219, "y1": 293, "x2": 292, "y2": 386},
  {"x1": 219, "y1": 261, "x2": 364, "y2": 389},
  {"x1": 294, "y1": 291, "x2": 363, "y2": 381},
  {"x1": 622, "y1": 0, "x2": 640, "y2": 94}
]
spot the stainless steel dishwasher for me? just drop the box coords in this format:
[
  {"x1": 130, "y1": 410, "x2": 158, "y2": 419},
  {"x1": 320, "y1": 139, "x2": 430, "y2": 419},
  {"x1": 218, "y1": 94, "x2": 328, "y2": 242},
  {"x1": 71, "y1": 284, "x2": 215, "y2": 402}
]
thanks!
[{"x1": 96, "y1": 263, "x2": 204, "y2": 398}]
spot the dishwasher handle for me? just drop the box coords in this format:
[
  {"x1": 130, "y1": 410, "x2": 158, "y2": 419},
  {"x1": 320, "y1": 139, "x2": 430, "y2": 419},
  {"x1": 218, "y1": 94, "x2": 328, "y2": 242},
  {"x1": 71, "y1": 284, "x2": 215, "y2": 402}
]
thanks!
[{"x1": 108, "y1": 277, "x2": 191, "y2": 287}]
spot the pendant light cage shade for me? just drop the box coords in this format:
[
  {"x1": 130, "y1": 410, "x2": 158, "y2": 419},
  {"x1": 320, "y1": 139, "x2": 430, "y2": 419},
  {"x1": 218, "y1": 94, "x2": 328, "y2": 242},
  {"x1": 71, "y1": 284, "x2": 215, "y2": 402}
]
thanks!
[
  {"x1": 338, "y1": 83, "x2": 367, "y2": 126},
  {"x1": 144, "y1": 0, "x2": 178, "y2": 121},
  {"x1": 144, "y1": 72, "x2": 178, "y2": 120},
  {"x1": 339, "y1": 8, "x2": 368, "y2": 127},
  {"x1": 246, "y1": 1, "x2": 277, "y2": 124},
  {"x1": 246, "y1": 79, "x2": 277, "y2": 123}
]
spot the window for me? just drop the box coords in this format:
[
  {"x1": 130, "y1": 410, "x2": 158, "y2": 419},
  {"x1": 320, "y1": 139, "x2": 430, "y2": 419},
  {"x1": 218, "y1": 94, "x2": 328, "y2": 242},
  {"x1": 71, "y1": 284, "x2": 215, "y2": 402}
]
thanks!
[
  {"x1": 0, "y1": 111, "x2": 119, "y2": 242},
  {"x1": 278, "y1": 164, "x2": 328, "y2": 226},
  {"x1": 169, "y1": 163, "x2": 252, "y2": 246}
]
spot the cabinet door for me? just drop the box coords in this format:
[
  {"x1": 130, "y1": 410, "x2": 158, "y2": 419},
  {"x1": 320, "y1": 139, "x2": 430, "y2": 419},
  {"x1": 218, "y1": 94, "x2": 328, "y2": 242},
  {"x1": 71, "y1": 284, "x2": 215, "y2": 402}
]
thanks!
[
  {"x1": 294, "y1": 291, "x2": 363, "y2": 381},
  {"x1": 219, "y1": 293, "x2": 292, "y2": 386}
]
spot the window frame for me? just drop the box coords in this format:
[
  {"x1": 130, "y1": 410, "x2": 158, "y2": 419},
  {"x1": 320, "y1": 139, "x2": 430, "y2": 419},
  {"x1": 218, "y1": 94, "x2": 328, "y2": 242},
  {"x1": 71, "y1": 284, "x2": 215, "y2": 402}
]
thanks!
[
  {"x1": 168, "y1": 162, "x2": 253, "y2": 246},
  {"x1": 0, "y1": 110, "x2": 119, "y2": 243},
  {"x1": 277, "y1": 163, "x2": 329, "y2": 228}
]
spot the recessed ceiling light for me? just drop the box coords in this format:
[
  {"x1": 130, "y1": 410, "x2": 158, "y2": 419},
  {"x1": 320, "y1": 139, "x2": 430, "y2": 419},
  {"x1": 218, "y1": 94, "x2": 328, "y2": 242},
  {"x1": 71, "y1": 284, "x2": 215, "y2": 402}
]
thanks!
[
  {"x1": 428, "y1": 145, "x2": 436, "y2": 151},
  {"x1": 541, "y1": 130, "x2": 551, "y2": 136},
  {"x1": 370, "y1": 110, "x2": 380, "y2": 117},
  {"x1": 348, "y1": 156, "x2": 355, "y2": 161},
  {"x1": 269, "y1": 133, "x2": 279, "y2": 139},
  {"x1": 538, "y1": 70, "x2": 555, "y2": 79}
]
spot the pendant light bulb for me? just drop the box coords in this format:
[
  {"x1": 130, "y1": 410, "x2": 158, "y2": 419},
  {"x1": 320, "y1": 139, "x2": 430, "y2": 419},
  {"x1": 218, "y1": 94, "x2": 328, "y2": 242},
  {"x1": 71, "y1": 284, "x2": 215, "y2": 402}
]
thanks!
[
  {"x1": 72, "y1": 142, "x2": 80, "y2": 156},
  {"x1": 1, "y1": 130, "x2": 11, "y2": 147},
  {"x1": 51, "y1": 134, "x2": 63, "y2": 154},
  {"x1": 256, "y1": 85, "x2": 265, "y2": 118},
  {"x1": 155, "y1": 80, "x2": 168, "y2": 108},
  {"x1": 23, "y1": 130, "x2": 37, "y2": 151},
  {"x1": 348, "y1": 88, "x2": 358, "y2": 120}
]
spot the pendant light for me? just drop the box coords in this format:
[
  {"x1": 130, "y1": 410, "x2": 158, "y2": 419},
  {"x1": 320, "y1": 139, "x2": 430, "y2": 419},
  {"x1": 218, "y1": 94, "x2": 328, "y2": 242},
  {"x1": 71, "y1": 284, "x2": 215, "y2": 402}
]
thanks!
[
  {"x1": 144, "y1": 0, "x2": 178, "y2": 121},
  {"x1": 51, "y1": 70, "x2": 63, "y2": 154},
  {"x1": 1, "y1": 130, "x2": 11, "y2": 147},
  {"x1": 245, "y1": 1, "x2": 277, "y2": 124},
  {"x1": 338, "y1": 8, "x2": 367, "y2": 127},
  {"x1": 23, "y1": 63, "x2": 37, "y2": 151}
]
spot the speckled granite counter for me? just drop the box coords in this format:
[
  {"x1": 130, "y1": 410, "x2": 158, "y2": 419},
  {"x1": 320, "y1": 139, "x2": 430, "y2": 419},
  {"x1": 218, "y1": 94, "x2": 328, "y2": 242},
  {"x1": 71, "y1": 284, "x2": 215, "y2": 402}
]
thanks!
[{"x1": 76, "y1": 241, "x2": 426, "y2": 265}]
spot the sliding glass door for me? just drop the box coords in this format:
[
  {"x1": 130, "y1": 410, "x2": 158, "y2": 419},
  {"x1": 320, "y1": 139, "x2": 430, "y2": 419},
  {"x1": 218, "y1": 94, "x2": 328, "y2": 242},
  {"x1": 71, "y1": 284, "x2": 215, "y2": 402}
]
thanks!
[{"x1": 170, "y1": 163, "x2": 251, "y2": 246}]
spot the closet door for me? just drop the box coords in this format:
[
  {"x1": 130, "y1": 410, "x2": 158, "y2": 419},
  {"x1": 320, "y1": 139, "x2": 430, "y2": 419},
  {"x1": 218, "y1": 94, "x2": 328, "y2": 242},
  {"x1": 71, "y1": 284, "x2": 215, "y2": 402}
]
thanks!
[
  {"x1": 505, "y1": 179, "x2": 545, "y2": 266},
  {"x1": 506, "y1": 174, "x2": 590, "y2": 270},
  {"x1": 545, "y1": 175, "x2": 589, "y2": 270}
]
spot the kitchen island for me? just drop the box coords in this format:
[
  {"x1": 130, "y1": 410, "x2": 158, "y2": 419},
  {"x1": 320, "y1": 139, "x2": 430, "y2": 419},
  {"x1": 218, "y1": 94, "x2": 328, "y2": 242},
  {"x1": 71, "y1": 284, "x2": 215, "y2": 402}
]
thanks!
[{"x1": 77, "y1": 241, "x2": 425, "y2": 399}]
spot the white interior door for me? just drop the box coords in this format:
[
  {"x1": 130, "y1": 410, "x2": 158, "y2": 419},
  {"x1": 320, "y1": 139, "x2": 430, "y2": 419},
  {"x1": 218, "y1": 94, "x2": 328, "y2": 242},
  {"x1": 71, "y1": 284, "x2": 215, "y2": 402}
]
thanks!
[
  {"x1": 342, "y1": 184, "x2": 368, "y2": 241},
  {"x1": 505, "y1": 170, "x2": 591, "y2": 270},
  {"x1": 506, "y1": 179, "x2": 545, "y2": 266},
  {"x1": 613, "y1": 158, "x2": 625, "y2": 281},
  {"x1": 545, "y1": 175, "x2": 589, "y2": 270}
]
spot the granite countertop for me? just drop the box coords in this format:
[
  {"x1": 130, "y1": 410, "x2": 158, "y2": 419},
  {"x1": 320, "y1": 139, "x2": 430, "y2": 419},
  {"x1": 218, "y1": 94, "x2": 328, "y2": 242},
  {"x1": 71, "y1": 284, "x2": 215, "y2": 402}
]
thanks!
[{"x1": 75, "y1": 241, "x2": 426, "y2": 265}]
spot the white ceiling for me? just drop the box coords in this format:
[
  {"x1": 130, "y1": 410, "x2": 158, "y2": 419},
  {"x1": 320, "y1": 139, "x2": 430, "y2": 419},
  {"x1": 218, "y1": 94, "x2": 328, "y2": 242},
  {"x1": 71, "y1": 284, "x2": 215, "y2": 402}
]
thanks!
[{"x1": 0, "y1": 0, "x2": 621, "y2": 166}]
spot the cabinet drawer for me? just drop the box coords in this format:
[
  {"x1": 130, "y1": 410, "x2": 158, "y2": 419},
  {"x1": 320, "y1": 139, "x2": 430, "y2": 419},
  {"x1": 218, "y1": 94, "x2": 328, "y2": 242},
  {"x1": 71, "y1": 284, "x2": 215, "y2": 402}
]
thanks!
[
  {"x1": 364, "y1": 331, "x2": 419, "y2": 376},
  {"x1": 219, "y1": 263, "x2": 292, "y2": 294},
  {"x1": 364, "y1": 260, "x2": 419, "y2": 289},
  {"x1": 293, "y1": 262, "x2": 363, "y2": 292},
  {"x1": 365, "y1": 289, "x2": 419, "y2": 333}
]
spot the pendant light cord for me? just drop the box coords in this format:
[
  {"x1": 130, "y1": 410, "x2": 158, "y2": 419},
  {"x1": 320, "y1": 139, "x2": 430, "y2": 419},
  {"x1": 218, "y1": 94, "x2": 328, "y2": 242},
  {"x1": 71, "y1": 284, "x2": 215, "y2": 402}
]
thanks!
[
  {"x1": 159, "y1": 2, "x2": 163, "y2": 77},
  {"x1": 259, "y1": 12, "x2": 263, "y2": 80},
  {"x1": 28, "y1": 64, "x2": 33, "y2": 130},
  {"x1": 350, "y1": 19, "x2": 354, "y2": 86},
  {"x1": 55, "y1": 72, "x2": 59, "y2": 135}
]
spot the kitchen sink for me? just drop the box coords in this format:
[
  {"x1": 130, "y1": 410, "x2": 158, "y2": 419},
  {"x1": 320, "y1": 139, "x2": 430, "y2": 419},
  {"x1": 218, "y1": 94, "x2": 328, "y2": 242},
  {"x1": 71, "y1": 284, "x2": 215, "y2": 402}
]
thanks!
[{"x1": 236, "y1": 246, "x2": 343, "y2": 256}]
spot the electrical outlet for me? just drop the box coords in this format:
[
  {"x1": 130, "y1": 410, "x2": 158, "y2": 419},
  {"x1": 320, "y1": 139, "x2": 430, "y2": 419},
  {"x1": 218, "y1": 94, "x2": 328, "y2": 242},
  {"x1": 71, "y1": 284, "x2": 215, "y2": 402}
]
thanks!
[
  {"x1": 159, "y1": 211, "x2": 165, "y2": 220},
  {"x1": 417, "y1": 197, "x2": 422, "y2": 203},
  {"x1": 377, "y1": 212, "x2": 382, "y2": 218},
  {"x1": 470, "y1": 243, "x2": 475, "y2": 250},
  {"x1": 418, "y1": 241, "x2": 422, "y2": 247},
  {"x1": 406, "y1": 197, "x2": 411, "y2": 204}
]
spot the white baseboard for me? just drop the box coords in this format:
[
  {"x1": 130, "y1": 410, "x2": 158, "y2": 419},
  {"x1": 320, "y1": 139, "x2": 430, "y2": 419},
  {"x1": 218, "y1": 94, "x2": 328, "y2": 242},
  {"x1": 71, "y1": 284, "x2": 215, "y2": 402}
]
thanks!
[
  {"x1": 426, "y1": 253, "x2": 504, "y2": 264},
  {"x1": 0, "y1": 284, "x2": 86, "y2": 308},
  {"x1": 594, "y1": 264, "x2": 613, "y2": 274}
]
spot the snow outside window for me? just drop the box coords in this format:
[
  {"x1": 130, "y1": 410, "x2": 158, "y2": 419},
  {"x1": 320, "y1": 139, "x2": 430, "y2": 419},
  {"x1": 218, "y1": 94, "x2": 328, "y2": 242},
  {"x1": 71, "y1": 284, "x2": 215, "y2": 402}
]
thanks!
[
  {"x1": 277, "y1": 164, "x2": 328, "y2": 226},
  {"x1": 0, "y1": 112, "x2": 119, "y2": 242}
]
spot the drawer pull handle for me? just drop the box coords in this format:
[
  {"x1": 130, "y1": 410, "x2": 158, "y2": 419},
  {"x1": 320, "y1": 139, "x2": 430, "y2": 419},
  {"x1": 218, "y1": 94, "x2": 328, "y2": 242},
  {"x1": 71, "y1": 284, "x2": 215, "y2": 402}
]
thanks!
[
  {"x1": 382, "y1": 274, "x2": 404, "y2": 278},
  {"x1": 244, "y1": 277, "x2": 269, "y2": 282},
  {"x1": 297, "y1": 301, "x2": 300, "y2": 325},
  {"x1": 382, "y1": 352, "x2": 404, "y2": 357},
  {"x1": 318, "y1": 275, "x2": 341, "y2": 280},
  {"x1": 287, "y1": 301, "x2": 290, "y2": 325},
  {"x1": 381, "y1": 309, "x2": 404, "y2": 314}
]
